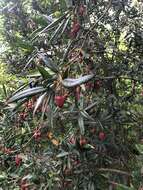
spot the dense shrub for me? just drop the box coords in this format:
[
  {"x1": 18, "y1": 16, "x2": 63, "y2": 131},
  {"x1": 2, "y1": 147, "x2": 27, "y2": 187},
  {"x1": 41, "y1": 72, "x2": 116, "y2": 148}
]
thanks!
[{"x1": 0, "y1": 0, "x2": 143, "y2": 189}]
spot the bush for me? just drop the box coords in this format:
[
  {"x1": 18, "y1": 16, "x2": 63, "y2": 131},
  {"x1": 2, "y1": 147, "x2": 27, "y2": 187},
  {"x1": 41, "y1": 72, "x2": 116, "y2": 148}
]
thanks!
[{"x1": 0, "y1": 0, "x2": 143, "y2": 189}]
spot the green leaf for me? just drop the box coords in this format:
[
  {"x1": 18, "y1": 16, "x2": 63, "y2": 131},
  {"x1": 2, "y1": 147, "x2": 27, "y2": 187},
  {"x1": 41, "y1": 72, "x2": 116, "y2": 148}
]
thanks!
[
  {"x1": 48, "y1": 19, "x2": 65, "y2": 44},
  {"x1": 88, "y1": 182, "x2": 95, "y2": 190},
  {"x1": 81, "y1": 110, "x2": 94, "y2": 121},
  {"x1": 23, "y1": 53, "x2": 37, "y2": 70},
  {"x1": 59, "y1": 16, "x2": 70, "y2": 37},
  {"x1": 33, "y1": 92, "x2": 47, "y2": 116},
  {"x1": 2, "y1": 84, "x2": 7, "y2": 98},
  {"x1": 136, "y1": 144, "x2": 143, "y2": 154},
  {"x1": 30, "y1": 27, "x2": 45, "y2": 40},
  {"x1": 56, "y1": 151, "x2": 69, "y2": 158},
  {"x1": 116, "y1": 184, "x2": 135, "y2": 190},
  {"x1": 37, "y1": 65, "x2": 53, "y2": 79},
  {"x1": 83, "y1": 144, "x2": 95, "y2": 149},
  {"x1": 13, "y1": 36, "x2": 34, "y2": 52},
  {"x1": 62, "y1": 74, "x2": 95, "y2": 88},
  {"x1": 8, "y1": 87, "x2": 46, "y2": 103},
  {"x1": 12, "y1": 83, "x2": 29, "y2": 96},
  {"x1": 78, "y1": 113, "x2": 85, "y2": 135},
  {"x1": 0, "y1": 174, "x2": 7, "y2": 181},
  {"x1": 38, "y1": 53, "x2": 59, "y2": 73},
  {"x1": 27, "y1": 73, "x2": 41, "y2": 78},
  {"x1": 33, "y1": 11, "x2": 70, "y2": 40},
  {"x1": 11, "y1": 98, "x2": 28, "y2": 112}
]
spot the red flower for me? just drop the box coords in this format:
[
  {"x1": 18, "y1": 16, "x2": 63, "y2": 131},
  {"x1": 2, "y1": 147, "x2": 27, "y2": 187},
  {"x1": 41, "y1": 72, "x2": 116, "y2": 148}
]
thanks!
[
  {"x1": 98, "y1": 132, "x2": 106, "y2": 141},
  {"x1": 15, "y1": 154, "x2": 22, "y2": 167},
  {"x1": 54, "y1": 95, "x2": 66, "y2": 108}
]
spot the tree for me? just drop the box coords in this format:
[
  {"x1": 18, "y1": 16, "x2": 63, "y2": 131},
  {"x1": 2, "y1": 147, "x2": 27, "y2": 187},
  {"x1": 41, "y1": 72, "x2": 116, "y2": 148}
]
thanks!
[{"x1": 0, "y1": 0, "x2": 143, "y2": 189}]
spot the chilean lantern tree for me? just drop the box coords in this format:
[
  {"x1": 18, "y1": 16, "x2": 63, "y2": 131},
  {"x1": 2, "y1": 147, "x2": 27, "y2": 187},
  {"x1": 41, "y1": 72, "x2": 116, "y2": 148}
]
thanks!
[{"x1": 0, "y1": 0, "x2": 143, "y2": 189}]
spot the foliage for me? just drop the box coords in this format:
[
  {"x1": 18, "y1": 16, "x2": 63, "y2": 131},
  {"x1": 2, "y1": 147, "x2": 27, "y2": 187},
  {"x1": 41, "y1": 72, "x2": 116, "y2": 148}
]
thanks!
[
  {"x1": 0, "y1": 0, "x2": 143, "y2": 190},
  {"x1": 0, "y1": 63, "x2": 18, "y2": 100}
]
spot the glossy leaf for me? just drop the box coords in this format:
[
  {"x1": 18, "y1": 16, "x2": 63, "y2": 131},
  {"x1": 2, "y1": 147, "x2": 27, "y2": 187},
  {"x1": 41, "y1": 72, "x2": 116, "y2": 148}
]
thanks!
[
  {"x1": 48, "y1": 19, "x2": 65, "y2": 44},
  {"x1": 37, "y1": 65, "x2": 53, "y2": 79},
  {"x1": 56, "y1": 151, "x2": 69, "y2": 158},
  {"x1": 60, "y1": 16, "x2": 70, "y2": 36},
  {"x1": 38, "y1": 53, "x2": 59, "y2": 73},
  {"x1": 81, "y1": 110, "x2": 94, "y2": 121},
  {"x1": 12, "y1": 83, "x2": 29, "y2": 96},
  {"x1": 62, "y1": 74, "x2": 95, "y2": 88},
  {"x1": 8, "y1": 87, "x2": 46, "y2": 103},
  {"x1": 33, "y1": 92, "x2": 47, "y2": 116},
  {"x1": 33, "y1": 11, "x2": 70, "y2": 39}
]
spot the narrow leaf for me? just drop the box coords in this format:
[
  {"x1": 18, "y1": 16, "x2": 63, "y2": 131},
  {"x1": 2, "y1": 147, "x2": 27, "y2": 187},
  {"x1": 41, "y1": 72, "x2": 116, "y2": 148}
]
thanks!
[
  {"x1": 12, "y1": 98, "x2": 28, "y2": 112},
  {"x1": 48, "y1": 19, "x2": 65, "y2": 44},
  {"x1": 23, "y1": 53, "x2": 37, "y2": 70},
  {"x1": 59, "y1": 16, "x2": 70, "y2": 37},
  {"x1": 116, "y1": 184, "x2": 135, "y2": 190},
  {"x1": 12, "y1": 83, "x2": 29, "y2": 96},
  {"x1": 8, "y1": 87, "x2": 46, "y2": 103},
  {"x1": 83, "y1": 144, "x2": 95, "y2": 149},
  {"x1": 37, "y1": 65, "x2": 52, "y2": 79},
  {"x1": 78, "y1": 113, "x2": 85, "y2": 135},
  {"x1": 33, "y1": 11, "x2": 70, "y2": 39},
  {"x1": 33, "y1": 92, "x2": 47, "y2": 116},
  {"x1": 81, "y1": 110, "x2": 94, "y2": 121},
  {"x1": 62, "y1": 74, "x2": 95, "y2": 88},
  {"x1": 2, "y1": 84, "x2": 7, "y2": 98},
  {"x1": 56, "y1": 151, "x2": 69, "y2": 158},
  {"x1": 38, "y1": 53, "x2": 59, "y2": 73},
  {"x1": 42, "y1": 14, "x2": 53, "y2": 23}
]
